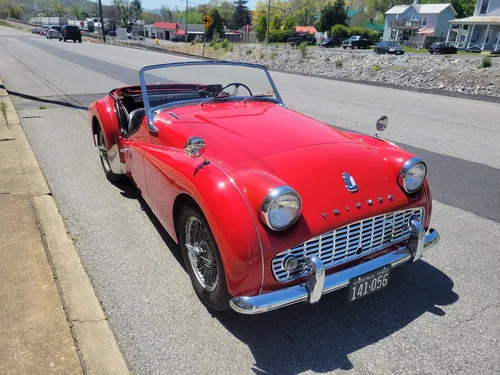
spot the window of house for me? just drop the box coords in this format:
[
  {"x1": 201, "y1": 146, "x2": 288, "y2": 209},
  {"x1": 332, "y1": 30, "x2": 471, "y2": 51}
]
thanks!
[
  {"x1": 480, "y1": 0, "x2": 489, "y2": 14},
  {"x1": 440, "y1": 30, "x2": 444, "y2": 38},
  {"x1": 422, "y1": 16, "x2": 428, "y2": 27}
]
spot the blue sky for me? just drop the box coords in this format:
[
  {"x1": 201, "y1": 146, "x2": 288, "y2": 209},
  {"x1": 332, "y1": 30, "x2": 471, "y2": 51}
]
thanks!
[{"x1": 102, "y1": 0, "x2": 258, "y2": 11}]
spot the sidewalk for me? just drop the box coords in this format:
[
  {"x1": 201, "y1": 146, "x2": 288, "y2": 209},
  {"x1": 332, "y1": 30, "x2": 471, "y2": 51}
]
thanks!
[{"x1": 0, "y1": 79, "x2": 129, "y2": 374}]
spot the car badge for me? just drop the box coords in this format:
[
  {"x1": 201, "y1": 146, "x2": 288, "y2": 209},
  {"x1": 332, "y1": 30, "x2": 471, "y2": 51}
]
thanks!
[{"x1": 342, "y1": 172, "x2": 358, "y2": 193}]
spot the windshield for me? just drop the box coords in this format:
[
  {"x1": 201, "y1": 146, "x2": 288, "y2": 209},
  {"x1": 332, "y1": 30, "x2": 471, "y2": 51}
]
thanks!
[{"x1": 140, "y1": 62, "x2": 282, "y2": 113}]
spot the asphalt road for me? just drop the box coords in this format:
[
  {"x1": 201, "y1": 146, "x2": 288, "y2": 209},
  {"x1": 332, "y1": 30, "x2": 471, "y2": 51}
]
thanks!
[{"x1": 1, "y1": 26, "x2": 499, "y2": 375}]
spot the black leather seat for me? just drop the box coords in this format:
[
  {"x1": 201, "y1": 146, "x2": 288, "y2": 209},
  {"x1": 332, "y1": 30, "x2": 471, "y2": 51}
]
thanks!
[{"x1": 128, "y1": 108, "x2": 145, "y2": 133}]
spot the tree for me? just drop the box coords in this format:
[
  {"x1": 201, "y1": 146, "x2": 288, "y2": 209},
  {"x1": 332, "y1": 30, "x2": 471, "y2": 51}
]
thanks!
[
  {"x1": 217, "y1": 1, "x2": 236, "y2": 28},
  {"x1": 330, "y1": 24, "x2": 349, "y2": 38},
  {"x1": 51, "y1": 0, "x2": 64, "y2": 17},
  {"x1": 130, "y1": 0, "x2": 143, "y2": 21},
  {"x1": 71, "y1": 4, "x2": 82, "y2": 20},
  {"x1": 283, "y1": 15, "x2": 296, "y2": 30},
  {"x1": 206, "y1": 9, "x2": 225, "y2": 39},
  {"x1": 160, "y1": 5, "x2": 172, "y2": 22},
  {"x1": 233, "y1": 0, "x2": 251, "y2": 29},
  {"x1": 420, "y1": 0, "x2": 475, "y2": 19},
  {"x1": 271, "y1": 14, "x2": 282, "y2": 30},
  {"x1": 113, "y1": 0, "x2": 132, "y2": 27},
  {"x1": 255, "y1": 13, "x2": 267, "y2": 42}
]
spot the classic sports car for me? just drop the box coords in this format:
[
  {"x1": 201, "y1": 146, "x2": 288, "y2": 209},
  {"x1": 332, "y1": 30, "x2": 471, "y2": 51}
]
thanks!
[{"x1": 88, "y1": 61, "x2": 440, "y2": 314}]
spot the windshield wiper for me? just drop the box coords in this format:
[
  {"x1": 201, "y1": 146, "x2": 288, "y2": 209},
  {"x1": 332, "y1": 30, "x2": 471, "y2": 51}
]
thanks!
[{"x1": 242, "y1": 95, "x2": 278, "y2": 103}]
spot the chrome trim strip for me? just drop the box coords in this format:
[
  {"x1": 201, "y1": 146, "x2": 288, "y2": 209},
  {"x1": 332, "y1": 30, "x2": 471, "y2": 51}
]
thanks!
[
  {"x1": 230, "y1": 227, "x2": 440, "y2": 314},
  {"x1": 210, "y1": 163, "x2": 266, "y2": 295}
]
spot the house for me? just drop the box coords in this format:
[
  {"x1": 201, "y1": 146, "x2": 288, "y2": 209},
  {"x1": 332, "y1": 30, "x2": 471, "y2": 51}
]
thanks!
[
  {"x1": 346, "y1": 9, "x2": 368, "y2": 28},
  {"x1": 152, "y1": 22, "x2": 178, "y2": 40},
  {"x1": 446, "y1": 0, "x2": 500, "y2": 51},
  {"x1": 383, "y1": 1, "x2": 457, "y2": 48}
]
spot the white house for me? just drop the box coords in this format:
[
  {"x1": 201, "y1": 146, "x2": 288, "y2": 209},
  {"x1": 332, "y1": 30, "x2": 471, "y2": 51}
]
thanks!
[
  {"x1": 446, "y1": 0, "x2": 500, "y2": 51},
  {"x1": 383, "y1": 1, "x2": 457, "y2": 48}
]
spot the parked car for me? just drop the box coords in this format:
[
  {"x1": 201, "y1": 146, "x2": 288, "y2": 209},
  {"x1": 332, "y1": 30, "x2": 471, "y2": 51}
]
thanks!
[
  {"x1": 287, "y1": 33, "x2": 316, "y2": 46},
  {"x1": 45, "y1": 26, "x2": 61, "y2": 39},
  {"x1": 170, "y1": 35, "x2": 186, "y2": 42},
  {"x1": 127, "y1": 32, "x2": 144, "y2": 40},
  {"x1": 39, "y1": 28, "x2": 46, "y2": 36},
  {"x1": 58, "y1": 25, "x2": 82, "y2": 43},
  {"x1": 319, "y1": 37, "x2": 346, "y2": 48},
  {"x1": 31, "y1": 27, "x2": 42, "y2": 34},
  {"x1": 108, "y1": 30, "x2": 117, "y2": 37},
  {"x1": 374, "y1": 41, "x2": 404, "y2": 55},
  {"x1": 428, "y1": 42, "x2": 457, "y2": 54},
  {"x1": 88, "y1": 61, "x2": 440, "y2": 315},
  {"x1": 342, "y1": 35, "x2": 372, "y2": 49}
]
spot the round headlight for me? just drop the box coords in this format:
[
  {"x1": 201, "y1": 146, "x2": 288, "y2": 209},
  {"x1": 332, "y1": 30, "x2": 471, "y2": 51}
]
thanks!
[
  {"x1": 261, "y1": 186, "x2": 302, "y2": 231},
  {"x1": 398, "y1": 157, "x2": 427, "y2": 193}
]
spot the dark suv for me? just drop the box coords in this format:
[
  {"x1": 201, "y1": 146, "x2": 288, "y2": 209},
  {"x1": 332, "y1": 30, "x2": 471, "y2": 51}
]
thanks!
[{"x1": 59, "y1": 25, "x2": 82, "y2": 43}]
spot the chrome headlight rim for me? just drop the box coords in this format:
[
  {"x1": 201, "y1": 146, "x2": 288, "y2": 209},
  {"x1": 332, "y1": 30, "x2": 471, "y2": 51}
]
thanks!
[
  {"x1": 260, "y1": 186, "x2": 302, "y2": 231},
  {"x1": 398, "y1": 157, "x2": 427, "y2": 194}
]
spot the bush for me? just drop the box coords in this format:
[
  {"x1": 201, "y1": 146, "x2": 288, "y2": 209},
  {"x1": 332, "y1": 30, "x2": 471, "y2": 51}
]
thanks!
[
  {"x1": 209, "y1": 40, "x2": 216, "y2": 47},
  {"x1": 335, "y1": 59, "x2": 343, "y2": 67},
  {"x1": 298, "y1": 43, "x2": 308, "y2": 58},
  {"x1": 481, "y1": 56, "x2": 492, "y2": 68},
  {"x1": 246, "y1": 48, "x2": 253, "y2": 54},
  {"x1": 372, "y1": 64, "x2": 381, "y2": 72},
  {"x1": 349, "y1": 27, "x2": 380, "y2": 41},
  {"x1": 268, "y1": 30, "x2": 291, "y2": 43},
  {"x1": 221, "y1": 39, "x2": 229, "y2": 49},
  {"x1": 283, "y1": 15, "x2": 296, "y2": 31},
  {"x1": 213, "y1": 44, "x2": 220, "y2": 50},
  {"x1": 331, "y1": 24, "x2": 349, "y2": 39}
]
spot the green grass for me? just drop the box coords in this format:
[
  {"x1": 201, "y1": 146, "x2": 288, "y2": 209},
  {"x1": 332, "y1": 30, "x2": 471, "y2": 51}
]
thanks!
[
  {"x1": 39, "y1": 105, "x2": 46, "y2": 110},
  {"x1": 481, "y1": 56, "x2": 492, "y2": 68},
  {"x1": 1, "y1": 102, "x2": 7, "y2": 119}
]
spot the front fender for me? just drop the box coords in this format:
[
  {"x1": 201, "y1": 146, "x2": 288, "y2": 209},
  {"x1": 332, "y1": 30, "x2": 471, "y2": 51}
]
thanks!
[{"x1": 143, "y1": 147, "x2": 263, "y2": 297}]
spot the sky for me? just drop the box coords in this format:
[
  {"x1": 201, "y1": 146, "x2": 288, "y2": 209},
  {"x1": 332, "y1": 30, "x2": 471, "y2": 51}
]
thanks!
[{"x1": 101, "y1": 0, "x2": 259, "y2": 11}]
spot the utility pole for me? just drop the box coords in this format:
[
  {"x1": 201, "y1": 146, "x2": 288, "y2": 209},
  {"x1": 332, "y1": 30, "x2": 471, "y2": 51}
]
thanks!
[
  {"x1": 98, "y1": 0, "x2": 106, "y2": 43},
  {"x1": 266, "y1": 0, "x2": 270, "y2": 44},
  {"x1": 185, "y1": 0, "x2": 188, "y2": 40}
]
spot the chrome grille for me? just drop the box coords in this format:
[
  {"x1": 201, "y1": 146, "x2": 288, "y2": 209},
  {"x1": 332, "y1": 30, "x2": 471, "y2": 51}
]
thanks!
[{"x1": 272, "y1": 208, "x2": 424, "y2": 283}]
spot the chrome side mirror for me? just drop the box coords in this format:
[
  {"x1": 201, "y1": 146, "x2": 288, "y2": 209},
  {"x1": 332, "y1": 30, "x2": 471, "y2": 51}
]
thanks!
[
  {"x1": 375, "y1": 115, "x2": 388, "y2": 138},
  {"x1": 184, "y1": 136, "x2": 206, "y2": 158}
]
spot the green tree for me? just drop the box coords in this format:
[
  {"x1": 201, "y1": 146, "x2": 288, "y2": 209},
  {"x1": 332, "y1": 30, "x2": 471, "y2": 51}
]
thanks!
[
  {"x1": 130, "y1": 0, "x2": 143, "y2": 21},
  {"x1": 71, "y1": 4, "x2": 82, "y2": 20},
  {"x1": 255, "y1": 13, "x2": 267, "y2": 42},
  {"x1": 51, "y1": 0, "x2": 64, "y2": 17},
  {"x1": 233, "y1": 0, "x2": 251, "y2": 29},
  {"x1": 291, "y1": 0, "x2": 317, "y2": 25},
  {"x1": 283, "y1": 15, "x2": 296, "y2": 30},
  {"x1": 160, "y1": 5, "x2": 172, "y2": 21},
  {"x1": 271, "y1": 14, "x2": 282, "y2": 30},
  {"x1": 330, "y1": 23, "x2": 349, "y2": 38},
  {"x1": 206, "y1": 8, "x2": 225, "y2": 39},
  {"x1": 420, "y1": 0, "x2": 475, "y2": 19}
]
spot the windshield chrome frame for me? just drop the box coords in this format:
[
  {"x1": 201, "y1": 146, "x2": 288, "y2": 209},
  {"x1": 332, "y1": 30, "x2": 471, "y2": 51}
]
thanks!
[{"x1": 139, "y1": 61, "x2": 284, "y2": 133}]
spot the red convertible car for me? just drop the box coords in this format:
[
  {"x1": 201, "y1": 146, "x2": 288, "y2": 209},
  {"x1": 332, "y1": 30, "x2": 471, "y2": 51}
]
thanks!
[{"x1": 88, "y1": 61, "x2": 440, "y2": 314}]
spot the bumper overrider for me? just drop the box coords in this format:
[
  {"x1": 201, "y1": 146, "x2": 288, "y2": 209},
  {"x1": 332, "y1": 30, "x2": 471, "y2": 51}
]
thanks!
[{"x1": 230, "y1": 220, "x2": 440, "y2": 314}]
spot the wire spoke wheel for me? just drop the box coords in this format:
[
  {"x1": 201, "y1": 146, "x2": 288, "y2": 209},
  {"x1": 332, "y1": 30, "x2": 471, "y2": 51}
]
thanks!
[
  {"x1": 98, "y1": 131, "x2": 111, "y2": 172},
  {"x1": 185, "y1": 216, "x2": 218, "y2": 292}
]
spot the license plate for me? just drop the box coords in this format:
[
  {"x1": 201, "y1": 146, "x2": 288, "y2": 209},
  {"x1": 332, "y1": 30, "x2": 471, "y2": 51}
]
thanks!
[{"x1": 347, "y1": 265, "x2": 391, "y2": 302}]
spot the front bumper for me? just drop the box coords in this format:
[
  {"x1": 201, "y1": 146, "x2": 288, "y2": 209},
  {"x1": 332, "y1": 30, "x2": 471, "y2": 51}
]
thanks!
[{"x1": 230, "y1": 222, "x2": 440, "y2": 314}]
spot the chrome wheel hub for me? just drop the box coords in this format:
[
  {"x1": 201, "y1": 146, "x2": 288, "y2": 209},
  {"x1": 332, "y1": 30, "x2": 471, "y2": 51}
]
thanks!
[
  {"x1": 98, "y1": 132, "x2": 111, "y2": 172},
  {"x1": 185, "y1": 216, "x2": 218, "y2": 292}
]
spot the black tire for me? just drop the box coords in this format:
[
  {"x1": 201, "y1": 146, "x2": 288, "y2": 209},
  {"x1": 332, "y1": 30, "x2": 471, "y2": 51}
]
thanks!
[
  {"x1": 179, "y1": 204, "x2": 231, "y2": 311},
  {"x1": 342, "y1": 46, "x2": 346, "y2": 49},
  {"x1": 73, "y1": 39, "x2": 76, "y2": 43},
  {"x1": 63, "y1": 38, "x2": 67, "y2": 42},
  {"x1": 97, "y1": 127, "x2": 123, "y2": 182},
  {"x1": 429, "y1": 51, "x2": 433, "y2": 54},
  {"x1": 59, "y1": 37, "x2": 62, "y2": 41},
  {"x1": 78, "y1": 39, "x2": 82, "y2": 43}
]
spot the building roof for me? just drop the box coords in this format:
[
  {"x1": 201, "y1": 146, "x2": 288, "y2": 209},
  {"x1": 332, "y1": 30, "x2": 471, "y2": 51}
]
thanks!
[
  {"x1": 176, "y1": 29, "x2": 186, "y2": 35},
  {"x1": 366, "y1": 21, "x2": 384, "y2": 32},
  {"x1": 346, "y1": 9, "x2": 361, "y2": 18},
  {"x1": 154, "y1": 22, "x2": 177, "y2": 29},
  {"x1": 295, "y1": 26, "x2": 316, "y2": 34},
  {"x1": 386, "y1": 5, "x2": 410, "y2": 15},
  {"x1": 386, "y1": 3, "x2": 455, "y2": 15},
  {"x1": 449, "y1": 16, "x2": 500, "y2": 25}
]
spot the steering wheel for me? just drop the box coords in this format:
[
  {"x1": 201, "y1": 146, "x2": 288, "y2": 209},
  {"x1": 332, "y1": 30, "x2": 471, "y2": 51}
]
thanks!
[{"x1": 218, "y1": 82, "x2": 253, "y2": 97}]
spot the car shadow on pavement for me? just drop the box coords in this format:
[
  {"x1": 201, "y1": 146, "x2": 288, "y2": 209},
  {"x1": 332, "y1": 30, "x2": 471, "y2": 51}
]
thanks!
[
  {"x1": 214, "y1": 261, "x2": 458, "y2": 374},
  {"x1": 113, "y1": 179, "x2": 185, "y2": 269},
  {"x1": 1, "y1": 86, "x2": 91, "y2": 110}
]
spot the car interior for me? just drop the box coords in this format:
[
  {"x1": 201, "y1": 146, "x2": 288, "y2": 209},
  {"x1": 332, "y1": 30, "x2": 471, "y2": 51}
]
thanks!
[{"x1": 113, "y1": 84, "x2": 223, "y2": 134}]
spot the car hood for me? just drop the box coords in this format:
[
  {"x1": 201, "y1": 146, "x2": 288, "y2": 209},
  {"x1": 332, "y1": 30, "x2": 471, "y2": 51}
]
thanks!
[{"x1": 161, "y1": 101, "x2": 358, "y2": 167}]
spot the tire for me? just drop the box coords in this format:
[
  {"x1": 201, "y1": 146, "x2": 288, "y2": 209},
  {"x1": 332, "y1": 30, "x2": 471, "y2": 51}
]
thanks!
[
  {"x1": 179, "y1": 204, "x2": 231, "y2": 311},
  {"x1": 342, "y1": 46, "x2": 346, "y2": 49},
  {"x1": 78, "y1": 39, "x2": 82, "y2": 43},
  {"x1": 429, "y1": 51, "x2": 433, "y2": 54},
  {"x1": 73, "y1": 39, "x2": 76, "y2": 43},
  {"x1": 59, "y1": 37, "x2": 62, "y2": 41},
  {"x1": 97, "y1": 127, "x2": 123, "y2": 182},
  {"x1": 63, "y1": 38, "x2": 67, "y2": 42}
]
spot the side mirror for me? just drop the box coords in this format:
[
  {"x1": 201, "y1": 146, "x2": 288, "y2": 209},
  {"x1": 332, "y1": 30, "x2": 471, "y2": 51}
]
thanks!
[
  {"x1": 184, "y1": 136, "x2": 206, "y2": 158},
  {"x1": 375, "y1": 115, "x2": 388, "y2": 138}
]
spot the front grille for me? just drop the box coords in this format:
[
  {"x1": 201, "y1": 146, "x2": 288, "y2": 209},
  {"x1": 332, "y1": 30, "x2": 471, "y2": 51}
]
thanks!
[{"x1": 272, "y1": 208, "x2": 424, "y2": 283}]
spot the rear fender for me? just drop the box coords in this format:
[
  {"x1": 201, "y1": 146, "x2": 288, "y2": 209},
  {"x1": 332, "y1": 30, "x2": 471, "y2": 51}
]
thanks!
[
  {"x1": 143, "y1": 147, "x2": 263, "y2": 297},
  {"x1": 88, "y1": 95, "x2": 124, "y2": 175}
]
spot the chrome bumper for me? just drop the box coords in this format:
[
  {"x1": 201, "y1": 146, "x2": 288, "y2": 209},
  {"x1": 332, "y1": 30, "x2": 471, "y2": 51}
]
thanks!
[{"x1": 230, "y1": 223, "x2": 440, "y2": 315}]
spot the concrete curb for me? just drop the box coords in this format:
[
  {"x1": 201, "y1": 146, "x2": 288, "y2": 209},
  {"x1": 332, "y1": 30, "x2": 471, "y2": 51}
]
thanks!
[{"x1": 0, "y1": 77, "x2": 130, "y2": 375}]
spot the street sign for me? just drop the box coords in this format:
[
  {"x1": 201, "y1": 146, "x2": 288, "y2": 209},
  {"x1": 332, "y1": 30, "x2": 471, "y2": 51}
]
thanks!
[
  {"x1": 80, "y1": 21, "x2": 85, "y2": 27},
  {"x1": 202, "y1": 15, "x2": 213, "y2": 29}
]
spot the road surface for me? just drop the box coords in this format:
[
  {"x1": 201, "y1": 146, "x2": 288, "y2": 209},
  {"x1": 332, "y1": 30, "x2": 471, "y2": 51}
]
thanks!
[{"x1": 1, "y1": 26, "x2": 499, "y2": 375}]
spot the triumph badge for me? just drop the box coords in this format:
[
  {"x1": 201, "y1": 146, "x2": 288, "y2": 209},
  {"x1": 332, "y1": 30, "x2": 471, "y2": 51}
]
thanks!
[{"x1": 342, "y1": 172, "x2": 358, "y2": 193}]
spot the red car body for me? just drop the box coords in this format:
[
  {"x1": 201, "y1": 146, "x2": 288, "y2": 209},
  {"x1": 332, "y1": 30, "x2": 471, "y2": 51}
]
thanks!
[{"x1": 89, "y1": 62, "x2": 439, "y2": 314}]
